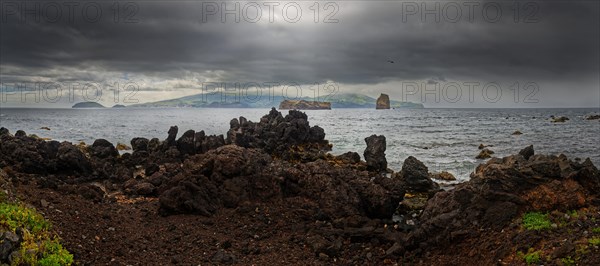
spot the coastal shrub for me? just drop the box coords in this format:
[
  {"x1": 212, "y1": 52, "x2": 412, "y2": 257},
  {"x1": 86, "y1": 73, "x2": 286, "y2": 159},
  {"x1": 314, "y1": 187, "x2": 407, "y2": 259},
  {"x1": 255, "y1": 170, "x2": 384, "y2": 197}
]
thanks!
[
  {"x1": 0, "y1": 202, "x2": 73, "y2": 266},
  {"x1": 523, "y1": 212, "x2": 552, "y2": 230},
  {"x1": 0, "y1": 202, "x2": 50, "y2": 234},
  {"x1": 37, "y1": 239, "x2": 74, "y2": 266},
  {"x1": 589, "y1": 237, "x2": 600, "y2": 246}
]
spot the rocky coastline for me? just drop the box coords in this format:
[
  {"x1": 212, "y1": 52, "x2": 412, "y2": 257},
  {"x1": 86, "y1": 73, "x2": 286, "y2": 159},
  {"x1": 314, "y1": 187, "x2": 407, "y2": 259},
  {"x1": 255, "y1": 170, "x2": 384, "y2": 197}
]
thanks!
[{"x1": 1, "y1": 108, "x2": 599, "y2": 265}]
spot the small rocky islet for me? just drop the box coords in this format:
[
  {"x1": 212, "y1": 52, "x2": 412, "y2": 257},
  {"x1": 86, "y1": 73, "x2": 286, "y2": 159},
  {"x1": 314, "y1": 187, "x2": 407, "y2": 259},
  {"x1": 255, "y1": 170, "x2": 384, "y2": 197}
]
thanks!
[{"x1": 0, "y1": 108, "x2": 599, "y2": 265}]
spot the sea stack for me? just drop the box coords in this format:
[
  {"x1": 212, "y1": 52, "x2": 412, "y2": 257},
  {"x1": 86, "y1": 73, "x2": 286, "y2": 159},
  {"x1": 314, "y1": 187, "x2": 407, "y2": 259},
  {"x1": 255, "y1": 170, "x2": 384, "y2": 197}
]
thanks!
[{"x1": 376, "y1": 93, "x2": 390, "y2": 109}]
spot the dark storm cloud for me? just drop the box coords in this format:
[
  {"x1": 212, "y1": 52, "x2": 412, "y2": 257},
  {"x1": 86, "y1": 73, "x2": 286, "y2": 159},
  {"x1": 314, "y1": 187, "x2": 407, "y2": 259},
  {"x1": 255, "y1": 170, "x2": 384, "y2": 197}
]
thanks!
[{"x1": 0, "y1": 1, "x2": 598, "y2": 92}]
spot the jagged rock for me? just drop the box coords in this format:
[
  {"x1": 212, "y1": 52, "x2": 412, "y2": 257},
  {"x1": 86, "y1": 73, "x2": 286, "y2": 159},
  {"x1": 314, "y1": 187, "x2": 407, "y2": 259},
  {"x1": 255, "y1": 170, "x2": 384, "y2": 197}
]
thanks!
[
  {"x1": 77, "y1": 184, "x2": 105, "y2": 202},
  {"x1": 131, "y1": 137, "x2": 149, "y2": 152},
  {"x1": 14, "y1": 130, "x2": 26, "y2": 137},
  {"x1": 551, "y1": 116, "x2": 569, "y2": 123},
  {"x1": 158, "y1": 144, "x2": 403, "y2": 219},
  {"x1": 576, "y1": 158, "x2": 600, "y2": 193},
  {"x1": 352, "y1": 177, "x2": 404, "y2": 219},
  {"x1": 512, "y1": 130, "x2": 523, "y2": 135},
  {"x1": 159, "y1": 145, "x2": 274, "y2": 216},
  {"x1": 194, "y1": 131, "x2": 206, "y2": 153},
  {"x1": 225, "y1": 108, "x2": 330, "y2": 161},
  {"x1": 0, "y1": 127, "x2": 9, "y2": 136},
  {"x1": 519, "y1": 145, "x2": 534, "y2": 160},
  {"x1": 226, "y1": 119, "x2": 240, "y2": 144},
  {"x1": 585, "y1": 114, "x2": 600, "y2": 120},
  {"x1": 110, "y1": 165, "x2": 132, "y2": 182},
  {"x1": 0, "y1": 231, "x2": 22, "y2": 262},
  {"x1": 133, "y1": 182, "x2": 156, "y2": 196},
  {"x1": 202, "y1": 135, "x2": 225, "y2": 153},
  {"x1": 476, "y1": 148, "x2": 494, "y2": 159},
  {"x1": 407, "y1": 153, "x2": 599, "y2": 249},
  {"x1": 335, "y1": 152, "x2": 361, "y2": 164},
  {"x1": 164, "y1": 146, "x2": 181, "y2": 159},
  {"x1": 57, "y1": 142, "x2": 92, "y2": 174},
  {"x1": 0, "y1": 133, "x2": 58, "y2": 173},
  {"x1": 148, "y1": 138, "x2": 161, "y2": 152},
  {"x1": 165, "y1": 126, "x2": 178, "y2": 147},
  {"x1": 177, "y1": 130, "x2": 196, "y2": 155},
  {"x1": 128, "y1": 150, "x2": 148, "y2": 167},
  {"x1": 145, "y1": 163, "x2": 160, "y2": 176},
  {"x1": 308, "y1": 126, "x2": 326, "y2": 142},
  {"x1": 89, "y1": 139, "x2": 119, "y2": 159},
  {"x1": 146, "y1": 172, "x2": 165, "y2": 187},
  {"x1": 230, "y1": 118, "x2": 240, "y2": 129},
  {"x1": 364, "y1": 135, "x2": 387, "y2": 172},
  {"x1": 395, "y1": 156, "x2": 438, "y2": 192},
  {"x1": 376, "y1": 94, "x2": 390, "y2": 109}
]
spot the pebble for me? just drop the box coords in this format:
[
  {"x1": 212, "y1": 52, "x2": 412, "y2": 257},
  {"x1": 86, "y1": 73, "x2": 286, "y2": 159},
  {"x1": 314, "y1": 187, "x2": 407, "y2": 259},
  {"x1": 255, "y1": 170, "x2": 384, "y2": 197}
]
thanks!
[
  {"x1": 3, "y1": 231, "x2": 20, "y2": 242},
  {"x1": 318, "y1": 253, "x2": 329, "y2": 260},
  {"x1": 40, "y1": 199, "x2": 49, "y2": 208},
  {"x1": 385, "y1": 242, "x2": 402, "y2": 255}
]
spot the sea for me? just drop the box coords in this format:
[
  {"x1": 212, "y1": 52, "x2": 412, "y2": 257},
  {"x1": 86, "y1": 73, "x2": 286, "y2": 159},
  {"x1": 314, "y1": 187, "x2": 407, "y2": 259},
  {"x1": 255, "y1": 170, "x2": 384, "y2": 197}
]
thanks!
[{"x1": 1, "y1": 108, "x2": 598, "y2": 182}]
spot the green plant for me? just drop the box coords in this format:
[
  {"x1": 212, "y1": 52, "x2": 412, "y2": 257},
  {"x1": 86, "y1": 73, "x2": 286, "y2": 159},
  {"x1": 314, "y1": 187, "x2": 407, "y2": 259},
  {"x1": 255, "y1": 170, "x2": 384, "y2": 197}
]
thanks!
[
  {"x1": 592, "y1": 227, "x2": 600, "y2": 234},
  {"x1": 575, "y1": 244, "x2": 589, "y2": 258},
  {"x1": 13, "y1": 233, "x2": 74, "y2": 266},
  {"x1": 589, "y1": 237, "x2": 600, "y2": 246},
  {"x1": 37, "y1": 239, "x2": 74, "y2": 266},
  {"x1": 561, "y1": 256, "x2": 576, "y2": 266},
  {"x1": 0, "y1": 202, "x2": 73, "y2": 266},
  {"x1": 522, "y1": 249, "x2": 541, "y2": 265},
  {"x1": 0, "y1": 190, "x2": 6, "y2": 203},
  {"x1": 0, "y1": 202, "x2": 50, "y2": 234},
  {"x1": 523, "y1": 212, "x2": 552, "y2": 230},
  {"x1": 568, "y1": 210, "x2": 579, "y2": 219}
]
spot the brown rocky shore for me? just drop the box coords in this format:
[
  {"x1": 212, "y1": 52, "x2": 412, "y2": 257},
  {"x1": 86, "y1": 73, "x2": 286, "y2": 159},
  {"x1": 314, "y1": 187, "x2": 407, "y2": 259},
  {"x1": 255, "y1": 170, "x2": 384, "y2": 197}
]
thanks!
[
  {"x1": 1, "y1": 108, "x2": 599, "y2": 265},
  {"x1": 279, "y1": 100, "x2": 331, "y2": 110}
]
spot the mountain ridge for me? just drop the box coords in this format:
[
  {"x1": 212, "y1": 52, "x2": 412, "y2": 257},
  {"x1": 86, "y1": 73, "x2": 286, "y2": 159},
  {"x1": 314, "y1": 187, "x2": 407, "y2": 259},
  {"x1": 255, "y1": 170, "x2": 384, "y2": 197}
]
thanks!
[{"x1": 132, "y1": 93, "x2": 424, "y2": 109}]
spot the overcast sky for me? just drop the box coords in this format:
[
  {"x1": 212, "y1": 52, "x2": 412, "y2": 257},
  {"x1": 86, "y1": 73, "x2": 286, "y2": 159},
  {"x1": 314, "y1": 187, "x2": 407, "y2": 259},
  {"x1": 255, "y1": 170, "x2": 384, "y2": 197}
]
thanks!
[{"x1": 0, "y1": 0, "x2": 598, "y2": 108}]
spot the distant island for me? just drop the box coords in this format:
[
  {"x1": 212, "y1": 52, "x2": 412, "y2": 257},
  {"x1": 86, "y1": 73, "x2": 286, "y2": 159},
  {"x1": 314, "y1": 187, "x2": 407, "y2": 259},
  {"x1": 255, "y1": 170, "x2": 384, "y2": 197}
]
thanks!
[
  {"x1": 112, "y1": 104, "x2": 126, "y2": 108},
  {"x1": 133, "y1": 93, "x2": 424, "y2": 109},
  {"x1": 279, "y1": 100, "x2": 331, "y2": 110},
  {"x1": 72, "y1": 102, "x2": 105, "y2": 108}
]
